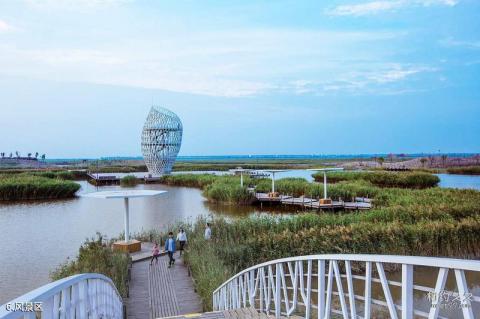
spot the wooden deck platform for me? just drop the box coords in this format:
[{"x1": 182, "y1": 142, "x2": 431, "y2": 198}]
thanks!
[
  {"x1": 87, "y1": 172, "x2": 161, "y2": 185},
  {"x1": 127, "y1": 253, "x2": 203, "y2": 319},
  {"x1": 160, "y1": 307, "x2": 302, "y2": 319},
  {"x1": 255, "y1": 193, "x2": 372, "y2": 210}
]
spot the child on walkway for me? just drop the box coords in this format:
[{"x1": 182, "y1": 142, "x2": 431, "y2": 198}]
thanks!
[
  {"x1": 164, "y1": 232, "x2": 176, "y2": 268},
  {"x1": 150, "y1": 242, "x2": 160, "y2": 266}
]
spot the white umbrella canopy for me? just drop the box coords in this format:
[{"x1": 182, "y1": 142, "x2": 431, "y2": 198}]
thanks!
[
  {"x1": 82, "y1": 190, "x2": 167, "y2": 242},
  {"x1": 82, "y1": 190, "x2": 166, "y2": 199}
]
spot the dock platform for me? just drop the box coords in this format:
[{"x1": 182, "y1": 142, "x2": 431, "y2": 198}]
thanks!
[
  {"x1": 255, "y1": 193, "x2": 372, "y2": 210},
  {"x1": 87, "y1": 172, "x2": 161, "y2": 185}
]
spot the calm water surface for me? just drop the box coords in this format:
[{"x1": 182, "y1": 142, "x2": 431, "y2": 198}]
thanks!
[
  {"x1": 0, "y1": 182, "x2": 260, "y2": 303},
  {"x1": 0, "y1": 173, "x2": 479, "y2": 306}
]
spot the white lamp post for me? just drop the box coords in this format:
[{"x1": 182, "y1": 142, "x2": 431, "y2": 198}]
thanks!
[
  {"x1": 307, "y1": 168, "x2": 344, "y2": 200},
  {"x1": 229, "y1": 168, "x2": 253, "y2": 188},
  {"x1": 264, "y1": 170, "x2": 287, "y2": 194},
  {"x1": 82, "y1": 190, "x2": 166, "y2": 252}
]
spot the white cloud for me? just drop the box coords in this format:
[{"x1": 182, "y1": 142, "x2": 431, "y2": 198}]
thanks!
[
  {"x1": 328, "y1": 1, "x2": 404, "y2": 16},
  {"x1": 283, "y1": 64, "x2": 436, "y2": 96},
  {"x1": 0, "y1": 19, "x2": 14, "y2": 32},
  {"x1": 24, "y1": 0, "x2": 131, "y2": 11},
  {"x1": 440, "y1": 38, "x2": 480, "y2": 50},
  {"x1": 365, "y1": 65, "x2": 436, "y2": 83},
  {"x1": 328, "y1": 0, "x2": 458, "y2": 16},
  {"x1": 28, "y1": 49, "x2": 127, "y2": 65},
  {"x1": 0, "y1": 28, "x2": 408, "y2": 97}
]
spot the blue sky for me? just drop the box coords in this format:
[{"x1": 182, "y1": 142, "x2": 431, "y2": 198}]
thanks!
[{"x1": 0, "y1": 0, "x2": 479, "y2": 158}]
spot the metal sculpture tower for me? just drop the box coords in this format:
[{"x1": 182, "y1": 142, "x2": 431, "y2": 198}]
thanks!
[{"x1": 141, "y1": 106, "x2": 183, "y2": 175}]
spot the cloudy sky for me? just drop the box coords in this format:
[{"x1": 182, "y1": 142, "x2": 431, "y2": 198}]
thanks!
[{"x1": 0, "y1": 0, "x2": 479, "y2": 157}]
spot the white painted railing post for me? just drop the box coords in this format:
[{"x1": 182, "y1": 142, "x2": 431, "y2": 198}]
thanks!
[
  {"x1": 364, "y1": 261, "x2": 372, "y2": 319},
  {"x1": 402, "y1": 264, "x2": 413, "y2": 319},
  {"x1": 259, "y1": 270, "x2": 264, "y2": 312},
  {"x1": 345, "y1": 260, "x2": 357, "y2": 319},
  {"x1": 78, "y1": 281, "x2": 87, "y2": 318},
  {"x1": 317, "y1": 260, "x2": 325, "y2": 319},
  {"x1": 275, "y1": 263, "x2": 281, "y2": 318},
  {"x1": 454, "y1": 269, "x2": 474, "y2": 319},
  {"x1": 305, "y1": 260, "x2": 312, "y2": 319},
  {"x1": 428, "y1": 268, "x2": 448, "y2": 319},
  {"x1": 376, "y1": 263, "x2": 398, "y2": 319}
]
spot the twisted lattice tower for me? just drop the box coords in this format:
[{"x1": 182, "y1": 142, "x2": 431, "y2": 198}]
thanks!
[{"x1": 141, "y1": 106, "x2": 183, "y2": 175}]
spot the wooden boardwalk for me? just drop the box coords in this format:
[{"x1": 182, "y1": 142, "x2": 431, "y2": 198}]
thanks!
[
  {"x1": 255, "y1": 193, "x2": 372, "y2": 210},
  {"x1": 160, "y1": 307, "x2": 301, "y2": 319},
  {"x1": 127, "y1": 253, "x2": 203, "y2": 319}
]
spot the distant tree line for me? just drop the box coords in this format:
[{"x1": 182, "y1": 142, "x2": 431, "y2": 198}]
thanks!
[{"x1": 0, "y1": 152, "x2": 46, "y2": 160}]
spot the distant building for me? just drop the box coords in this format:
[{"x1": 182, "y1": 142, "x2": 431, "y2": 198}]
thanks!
[{"x1": 141, "y1": 106, "x2": 183, "y2": 175}]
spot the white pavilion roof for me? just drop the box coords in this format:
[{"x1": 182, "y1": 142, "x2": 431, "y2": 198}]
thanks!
[{"x1": 81, "y1": 190, "x2": 167, "y2": 199}]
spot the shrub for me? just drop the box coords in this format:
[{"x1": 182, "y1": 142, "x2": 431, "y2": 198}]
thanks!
[
  {"x1": 51, "y1": 234, "x2": 130, "y2": 297},
  {"x1": 120, "y1": 175, "x2": 138, "y2": 187},
  {"x1": 203, "y1": 181, "x2": 255, "y2": 205}
]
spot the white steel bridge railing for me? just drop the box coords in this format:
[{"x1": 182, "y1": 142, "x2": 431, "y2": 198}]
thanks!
[
  {"x1": 0, "y1": 273, "x2": 123, "y2": 319},
  {"x1": 213, "y1": 255, "x2": 480, "y2": 319}
]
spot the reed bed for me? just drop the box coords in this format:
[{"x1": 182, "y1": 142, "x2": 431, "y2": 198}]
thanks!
[
  {"x1": 447, "y1": 166, "x2": 480, "y2": 175},
  {"x1": 203, "y1": 181, "x2": 256, "y2": 204},
  {"x1": 312, "y1": 171, "x2": 440, "y2": 189},
  {"x1": 159, "y1": 174, "x2": 219, "y2": 188},
  {"x1": 51, "y1": 234, "x2": 130, "y2": 297},
  {"x1": 0, "y1": 174, "x2": 80, "y2": 201},
  {"x1": 120, "y1": 175, "x2": 138, "y2": 187}
]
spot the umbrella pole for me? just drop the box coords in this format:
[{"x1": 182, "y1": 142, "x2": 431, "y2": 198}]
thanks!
[{"x1": 124, "y1": 197, "x2": 130, "y2": 242}]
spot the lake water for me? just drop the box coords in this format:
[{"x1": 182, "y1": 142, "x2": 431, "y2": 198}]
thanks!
[{"x1": 0, "y1": 172, "x2": 479, "y2": 305}]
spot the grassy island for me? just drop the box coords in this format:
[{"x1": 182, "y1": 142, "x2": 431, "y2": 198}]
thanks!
[
  {"x1": 447, "y1": 166, "x2": 480, "y2": 175},
  {"x1": 120, "y1": 175, "x2": 138, "y2": 187},
  {"x1": 312, "y1": 171, "x2": 440, "y2": 188},
  {"x1": 0, "y1": 174, "x2": 80, "y2": 201}
]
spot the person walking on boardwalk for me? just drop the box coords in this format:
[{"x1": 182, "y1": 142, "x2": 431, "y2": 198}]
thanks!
[
  {"x1": 150, "y1": 242, "x2": 160, "y2": 266},
  {"x1": 204, "y1": 223, "x2": 212, "y2": 240},
  {"x1": 164, "y1": 231, "x2": 176, "y2": 268},
  {"x1": 176, "y1": 228, "x2": 187, "y2": 256}
]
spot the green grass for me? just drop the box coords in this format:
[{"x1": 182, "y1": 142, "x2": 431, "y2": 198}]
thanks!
[
  {"x1": 159, "y1": 173, "x2": 219, "y2": 188},
  {"x1": 447, "y1": 166, "x2": 480, "y2": 175},
  {"x1": 313, "y1": 171, "x2": 440, "y2": 189},
  {"x1": 0, "y1": 174, "x2": 81, "y2": 201},
  {"x1": 120, "y1": 175, "x2": 138, "y2": 187},
  {"x1": 203, "y1": 179, "x2": 256, "y2": 204},
  {"x1": 51, "y1": 234, "x2": 130, "y2": 297}
]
